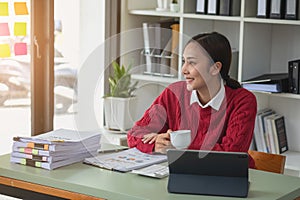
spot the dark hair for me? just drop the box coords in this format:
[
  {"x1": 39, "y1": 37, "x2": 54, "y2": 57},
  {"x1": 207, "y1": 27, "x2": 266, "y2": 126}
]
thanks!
[{"x1": 188, "y1": 32, "x2": 241, "y2": 89}]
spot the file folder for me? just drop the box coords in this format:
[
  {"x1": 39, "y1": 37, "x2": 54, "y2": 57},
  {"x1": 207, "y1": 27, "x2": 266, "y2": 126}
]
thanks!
[
  {"x1": 270, "y1": 0, "x2": 286, "y2": 19},
  {"x1": 219, "y1": 0, "x2": 241, "y2": 16},
  {"x1": 257, "y1": 0, "x2": 271, "y2": 18},
  {"x1": 207, "y1": 0, "x2": 219, "y2": 15},
  {"x1": 285, "y1": 0, "x2": 299, "y2": 20},
  {"x1": 288, "y1": 59, "x2": 300, "y2": 94},
  {"x1": 196, "y1": 0, "x2": 207, "y2": 14}
]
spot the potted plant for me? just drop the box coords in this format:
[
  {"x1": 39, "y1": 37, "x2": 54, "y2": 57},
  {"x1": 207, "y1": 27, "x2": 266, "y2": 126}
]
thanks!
[
  {"x1": 103, "y1": 61, "x2": 138, "y2": 131},
  {"x1": 170, "y1": 0, "x2": 179, "y2": 12}
]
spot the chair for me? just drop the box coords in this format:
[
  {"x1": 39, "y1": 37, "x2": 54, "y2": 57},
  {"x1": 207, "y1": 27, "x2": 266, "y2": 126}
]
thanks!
[{"x1": 248, "y1": 150, "x2": 286, "y2": 174}]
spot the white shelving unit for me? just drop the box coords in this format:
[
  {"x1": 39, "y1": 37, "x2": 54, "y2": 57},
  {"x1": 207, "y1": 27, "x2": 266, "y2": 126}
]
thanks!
[{"x1": 120, "y1": 0, "x2": 300, "y2": 176}]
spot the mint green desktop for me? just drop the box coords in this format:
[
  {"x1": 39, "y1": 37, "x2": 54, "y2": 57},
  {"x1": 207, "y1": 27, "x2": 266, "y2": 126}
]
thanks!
[{"x1": 0, "y1": 151, "x2": 300, "y2": 200}]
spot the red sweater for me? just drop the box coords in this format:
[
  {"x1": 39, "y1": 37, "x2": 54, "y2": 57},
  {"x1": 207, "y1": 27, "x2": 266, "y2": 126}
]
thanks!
[{"x1": 127, "y1": 81, "x2": 257, "y2": 168}]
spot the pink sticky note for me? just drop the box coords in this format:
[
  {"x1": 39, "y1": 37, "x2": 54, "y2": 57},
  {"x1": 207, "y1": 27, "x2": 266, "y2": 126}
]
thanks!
[
  {"x1": 14, "y1": 43, "x2": 27, "y2": 56},
  {"x1": 0, "y1": 23, "x2": 10, "y2": 36}
]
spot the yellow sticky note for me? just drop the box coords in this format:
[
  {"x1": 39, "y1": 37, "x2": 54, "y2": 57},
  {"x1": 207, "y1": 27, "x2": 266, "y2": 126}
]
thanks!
[
  {"x1": 0, "y1": 44, "x2": 11, "y2": 58},
  {"x1": 14, "y1": 2, "x2": 28, "y2": 15},
  {"x1": 0, "y1": 2, "x2": 9, "y2": 16},
  {"x1": 14, "y1": 22, "x2": 27, "y2": 36}
]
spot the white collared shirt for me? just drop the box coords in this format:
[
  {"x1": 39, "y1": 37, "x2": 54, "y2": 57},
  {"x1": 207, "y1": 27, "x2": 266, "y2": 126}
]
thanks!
[{"x1": 190, "y1": 81, "x2": 225, "y2": 111}]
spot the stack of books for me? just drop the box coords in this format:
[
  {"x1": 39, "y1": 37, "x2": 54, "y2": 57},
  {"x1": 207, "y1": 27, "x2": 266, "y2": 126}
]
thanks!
[
  {"x1": 253, "y1": 108, "x2": 288, "y2": 154},
  {"x1": 10, "y1": 129, "x2": 101, "y2": 170}
]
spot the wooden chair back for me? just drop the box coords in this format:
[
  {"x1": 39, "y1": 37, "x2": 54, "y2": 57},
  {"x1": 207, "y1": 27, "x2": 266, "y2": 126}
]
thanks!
[{"x1": 248, "y1": 150, "x2": 286, "y2": 174}]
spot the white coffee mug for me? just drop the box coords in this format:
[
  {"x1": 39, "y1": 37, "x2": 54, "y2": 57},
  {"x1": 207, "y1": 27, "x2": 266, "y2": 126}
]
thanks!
[{"x1": 170, "y1": 130, "x2": 191, "y2": 149}]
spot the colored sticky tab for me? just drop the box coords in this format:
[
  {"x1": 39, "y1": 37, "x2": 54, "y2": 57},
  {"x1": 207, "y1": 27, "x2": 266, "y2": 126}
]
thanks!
[
  {"x1": 20, "y1": 159, "x2": 26, "y2": 165},
  {"x1": 0, "y1": 23, "x2": 10, "y2": 36},
  {"x1": 14, "y1": 42, "x2": 27, "y2": 55},
  {"x1": 0, "y1": 44, "x2": 11, "y2": 58},
  {"x1": 24, "y1": 147, "x2": 32, "y2": 154},
  {"x1": 14, "y1": 22, "x2": 27, "y2": 36},
  {"x1": 32, "y1": 149, "x2": 39, "y2": 155},
  {"x1": 44, "y1": 144, "x2": 49, "y2": 150},
  {"x1": 14, "y1": 2, "x2": 28, "y2": 15},
  {"x1": 27, "y1": 142, "x2": 34, "y2": 148},
  {"x1": 0, "y1": 2, "x2": 9, "y2": 16},
  {"x1": 35, "y1": 162, "x2": 41, "y2": 168}
]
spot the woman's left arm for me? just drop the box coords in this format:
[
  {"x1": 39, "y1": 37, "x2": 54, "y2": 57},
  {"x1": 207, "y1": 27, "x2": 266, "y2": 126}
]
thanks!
[{"x1": 212, "y1": 92, "x2": 257, "y2": 152}]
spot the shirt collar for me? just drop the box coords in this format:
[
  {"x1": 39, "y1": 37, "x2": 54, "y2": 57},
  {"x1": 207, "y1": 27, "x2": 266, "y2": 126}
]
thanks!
[{"x1": 190, "y1": 81, "x2": 225, "y2": 111}]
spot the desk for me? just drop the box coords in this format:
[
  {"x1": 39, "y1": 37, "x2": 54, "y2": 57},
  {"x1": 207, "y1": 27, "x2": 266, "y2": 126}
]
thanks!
[{"x1": 0, "y1": 154, "x2": 300, "y2": 200}]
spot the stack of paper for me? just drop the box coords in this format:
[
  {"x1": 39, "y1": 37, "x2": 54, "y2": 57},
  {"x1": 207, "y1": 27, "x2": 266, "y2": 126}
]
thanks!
[
  {"x1": 10, "y1": 129, "x2": 101, "y2": 170},
  {"x1": 84, "y1": 147, "x2": 167, "y2": 172}
]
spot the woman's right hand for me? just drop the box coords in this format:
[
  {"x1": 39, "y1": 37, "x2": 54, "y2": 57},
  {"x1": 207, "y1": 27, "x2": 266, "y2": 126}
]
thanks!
[{"x1": 154, "y1": 129, "x2": 173, "y2": 154}]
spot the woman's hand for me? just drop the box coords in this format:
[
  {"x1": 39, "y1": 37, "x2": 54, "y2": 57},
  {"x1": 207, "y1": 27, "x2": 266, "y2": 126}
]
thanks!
[
  {"x1": 142, "y1": 133, "x2": 158, "y2": 144},
  {"x1": 154, "y1": 129, "x2": 173, "y2": 154}
]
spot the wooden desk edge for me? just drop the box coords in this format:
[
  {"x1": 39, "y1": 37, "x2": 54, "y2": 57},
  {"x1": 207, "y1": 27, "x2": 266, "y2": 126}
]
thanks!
[{"x1": 0, "y1": 176, "x2": 105, "y2": 200}]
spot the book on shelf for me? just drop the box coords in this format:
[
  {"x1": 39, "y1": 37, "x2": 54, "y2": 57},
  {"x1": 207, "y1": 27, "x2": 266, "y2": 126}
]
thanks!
[
  {"x1": 254, "y1": 109, "x2": 275, "y2": 153},
  {"x1": 10, "y1": 129, "x2": 101, "y2": 170},
  {"x1": 241, "y1": 73, "x2": 289, "y2": 93},
  {"x1": 84, "y1": 147, "x2": 167, "y2": 172},
  {"x1": 273, "y1": 115, "x2": 288, "y2": 153},
  {"x1": 264, "y1": 113, "x2": 281, "y2": 154}
]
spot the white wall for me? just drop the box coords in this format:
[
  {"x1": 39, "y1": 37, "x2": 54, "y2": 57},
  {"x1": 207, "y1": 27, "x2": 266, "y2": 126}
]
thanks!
[
  {"x1": 54, "y1": 0, "x2": 105, "y2": 131},
  {"x1": 76, "y1": 0, "x2": 106, "y2": 131}
]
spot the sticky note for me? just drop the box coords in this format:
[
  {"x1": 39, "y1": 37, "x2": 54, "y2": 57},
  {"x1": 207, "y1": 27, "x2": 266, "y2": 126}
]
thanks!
[
  {"x1": 14, "y1": 22, "x2": 27, "y2": 36},
  {"x1": 0, "y1": 2, "x2": 9, "y2": 16},
  {"x1": 0, "y1": 23, "x2": 10, "y2": 36},
  {"x1": 14, "y1": 42, "x2": 27, "y2": 55},
  {"x1": 14, "y1": 2, "x2": 28, "y2": 15},
  {"x1": 0, "y1": 44, "x2": 11, "y2": 58}
]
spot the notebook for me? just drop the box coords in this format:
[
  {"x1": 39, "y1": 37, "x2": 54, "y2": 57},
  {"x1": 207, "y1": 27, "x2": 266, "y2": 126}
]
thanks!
[{"x1": 167, "y1": 149, "x2": 249, "y2": 197}]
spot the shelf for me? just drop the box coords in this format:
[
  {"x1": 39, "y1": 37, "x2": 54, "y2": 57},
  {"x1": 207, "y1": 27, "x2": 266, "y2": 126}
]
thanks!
[
  {"x1": 251, "y1": 91, "x2": 300, "y2": 100},
  {"x1": 183, "y1": 13, "x2": 242, "y2": 22},
  {"x1": 244, "y1": 17, "x2": 300, "y2": 26},
  {"x1": 132, "y1": 74, "x2": 179, "y2": 84},
  {"x1": 129, "y1": 9, "x2": 181, "y2": 18},
  {"x1": 283, "y1": 151, "x2": 300, "y2": 171}
]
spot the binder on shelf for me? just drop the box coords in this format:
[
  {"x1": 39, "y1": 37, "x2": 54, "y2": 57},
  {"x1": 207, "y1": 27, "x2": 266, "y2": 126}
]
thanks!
[
  {"x1": 270, "y1": 0, "x2": 286, "y2": 19},
  {"x1": 219, "y1": 0, "x2": 241, "y2": 16},
  {"x1": 142, "y1": 22, "x2": 152, "y2": 73},
  {"x1": 196, "y1": 0, "x2": 207, "y2": 14},
  {"x1": 257, "y1": 0, "x2": 271, "y2": 18},
  {"x1": 241, "y1": 73, "x2": 289, "y2": 93},
  {"x1": 170, "y1": 23, "x2": 179, "y2": 76},
  {"x1": 207, "y1": 0, "x2": 220, "y2": 15},
  {"x1": 288, "y1": 59, "x2": 300, "y2": 94},
  {"x1": 285, "y1": 0, "x2": 300, "y2": 20}
]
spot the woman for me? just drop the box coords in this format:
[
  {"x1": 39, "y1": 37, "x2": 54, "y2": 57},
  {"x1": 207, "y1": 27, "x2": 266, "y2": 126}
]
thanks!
[{"x1": 127, "y1": 32, "x2": 257, "y2": 168}]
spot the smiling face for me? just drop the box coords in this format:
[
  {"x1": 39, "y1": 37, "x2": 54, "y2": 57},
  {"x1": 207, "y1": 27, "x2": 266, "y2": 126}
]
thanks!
[{"x1": 182, "y1": 41, "x2": 216, "y2": 92}]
